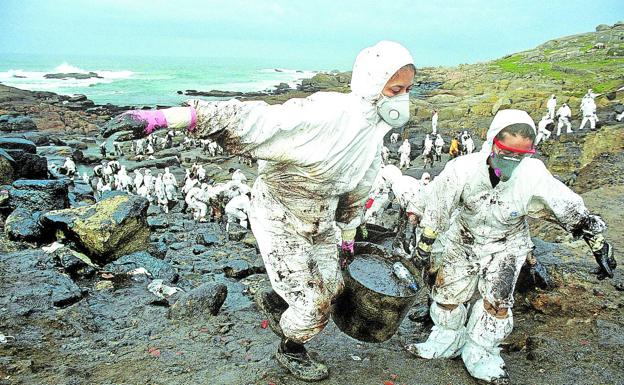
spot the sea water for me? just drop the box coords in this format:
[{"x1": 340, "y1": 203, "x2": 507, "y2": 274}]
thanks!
[{"x1": 0, "y1": 53, "x2": 335, "y2": 106}]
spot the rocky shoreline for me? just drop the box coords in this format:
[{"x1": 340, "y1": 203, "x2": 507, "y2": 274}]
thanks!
[{"x1": 1, "y1": 22, "x2": 623, "y2": 385}]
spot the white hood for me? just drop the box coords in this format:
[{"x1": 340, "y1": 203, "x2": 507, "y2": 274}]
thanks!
[
  {"x1": 481, "y1": 109, "x2": 536, "y2": 153},
  {"x1": 350, "y1": 40, "x2": 414, "y2": 102}
]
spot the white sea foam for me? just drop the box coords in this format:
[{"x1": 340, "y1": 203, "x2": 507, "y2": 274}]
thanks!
[{"x1": 0, "y1": 63, "x2": 135, "y2": 92}]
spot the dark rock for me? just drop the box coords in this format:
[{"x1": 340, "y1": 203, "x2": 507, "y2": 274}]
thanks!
[
  {"x1": 196, "y1": 229, "x2": 220, "y2": 246},
  {"x1": 44, "y1": 72, "x2": 102, "y2": 80},
  {"x1": 169, "y1": 242, "x2": 188, "y2": 251},
  {"x1": 0, "y1": 137, "x2": 36, "y2": 154},
  {"x1": 103, "y1": 251, "x2": 178, "y2": 284},
  {"x1": 192, "y1": 245, "x2": 208, "y2": 255},
  {"x1": 0, "y1": 149, "x2": 15, "y2": 184},
  {"x1": 222, "y1": 258, "x2": 265, "y2": 279},
  {"x1": 0, "y1": 115, "x2": 37, "y2": 132},
  {"x1": 7, "y1": 151, "x2": 48, "y2": 179},
  {"x1": 0, "y1": 250, "x2": 83, "y2": 314},
  {"x1": 9, "y1": 179, "x2": 69, "y2": 212},
  {"x1": 4, "y1": 208, "x2": 45, "y2": 242},
  {"x1": 54, "y1": 248, "x2": 97, "y2": 279},
  {"x1": 226, "y1": 223, "x2": 248, "y2": 241},
  {"x1": 68, "y1": 94, "x2": 88, "y2": 102},
  {"x1": 148, "y1": 241, "x2": 168, "y2": 260},
  {"x1": 126, "y1": 156, "x2": 180, "y2": 172},
  {"x1": 65, "y1": 140, "x2": 88, "y2": 150},
  {"x1": 148, "y1": 216, "x2": 168, "y2": 229},
  {"x1": 160, "y1": 232, "x2": 177, "y2": 245},
  {"x1": 19, "y1": 132, "x2": 50, "y2": 146},
  {"x1": 98, "y1": 190, "x2": 130, "y2": 201},
  {"x1": 40, "y1": 194, "x2": 150, "y2": 263},
  {"x1": 168, "y1": 283, "x2": 227, "y2": 319}
]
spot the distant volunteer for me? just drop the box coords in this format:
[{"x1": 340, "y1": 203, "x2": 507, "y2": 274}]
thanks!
[
  {"x1": 105, "y1": 41, "x2": 415, "y2": 382},
  {"x1": 405, "y1": 109, "x2": 615, "y2": 384}
]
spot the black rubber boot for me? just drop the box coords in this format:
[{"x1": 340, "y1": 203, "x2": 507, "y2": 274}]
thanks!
[
  {"x1": 255, "y1": 287, "x2": 288, "y2": 338},
  {"x1": 275, "y1": 339, "x2": 329, "y2": 382}
]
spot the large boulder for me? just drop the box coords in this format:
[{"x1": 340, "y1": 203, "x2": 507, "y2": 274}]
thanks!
[
  {"x1": 0, "y1": 149, "x2": 15, "y2": 184},
  {"x1": 41, "y1": 195, "x2": 150, "y2": 263},
  {"x1": 8, "y1": 179, "x2": 69, "y2": 212},
  {"x1": 0, "y1": 115, "x2": 37, "y2": 132},
  {"x1": 0, "y1": 137, "x2": 37, "y2": 154},
  {"x1": 0, "y1": 250, "x2": 83, "y2": 315},
  {"x1": 7, "y1": 151, "x2": 48, "y2": 179},
  {"x1": 4, "y1": 208, "x2": 45, "y2": 242}
]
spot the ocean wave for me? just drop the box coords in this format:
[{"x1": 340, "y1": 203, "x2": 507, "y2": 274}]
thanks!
[
  {"x1": 0, "y1": 63, "x2": 134, "y2": 81},
  {"x1": 0, "y1": 63, "x2": 134, "y2": 92}
]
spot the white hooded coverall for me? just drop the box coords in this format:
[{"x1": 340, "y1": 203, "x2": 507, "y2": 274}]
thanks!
[
  {"x1": 185, "y1": 41, "x2": 414, "y2": 343},
  {"x1": 556, "y1": 105, "x2": 572, "y2": 135},
  {"x1": 225, "y1": 193, "x2": 251, "y2": 230},
  {"x1": 579, "y1": 98, "x2": 597, "y2": 130},
  {"x1": 546, "y1": 96, "x2": 557, "y2": 120},
  {"x1": 399, "y1": 140, "x2": 411, "y2": 169},
  {"x1": 413, "y1": 109, "x2": 600, "y2": 381}
]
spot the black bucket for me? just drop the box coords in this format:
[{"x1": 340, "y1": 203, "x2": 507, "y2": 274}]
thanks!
[{"x1": 332, "y1": 242, "x2": 420, "y2": 343}]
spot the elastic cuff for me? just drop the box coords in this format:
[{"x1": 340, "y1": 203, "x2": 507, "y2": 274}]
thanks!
[
  {"x1": 423, "y1": 227, "x2": 437, "y2": 239},
  {"x1": 341, "y1": 228, "x2": 357, "y2": 242}
]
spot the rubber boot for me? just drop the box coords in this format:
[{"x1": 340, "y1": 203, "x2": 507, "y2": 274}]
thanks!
[
  {"x1": 275, "y1": 338, "x2": 329, "y2": 382},
  {"x1": 461, "y1": 300, "x2": 513, "y2": 384},
  {"x1": 405, "y1": 302, "x2": 467, "y2": 359},
  {"x1": 254, "y1": 287, "x2": 288, "y2": 338}
]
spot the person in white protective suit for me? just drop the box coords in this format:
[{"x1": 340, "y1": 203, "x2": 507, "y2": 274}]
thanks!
[
  {"x1": 363, "y1": 164, "x2": 401, "y2": 225},
  {"x1": 104, "y1": 41, "x2": 415, "y2": 381},
  {"x1": 116, "y1": 166, "x2": 133, "y2": 193},
  {"x1": 556, "y1": 103, "x2": 572, "y2": 136},
  {"x1": 143, "y1": 169, "x2": 154, "y2": 194},
  {"x1": 434, "y1": 134, "x2": 444, "y2": 162},
  {"x1": 381, "y1": 145, "x2": 390, "y2": 164},
  {"x1": 225, "y1": 192, "x2": 251, "y2": 231},
  {"x1": 390, "y1": 132, "x2": 401, "y2": 144},
  {"x1": 231, "y1": 168, "x2": 247, "y2": 183},
  {"x1": 133, "y1": 169, "x2": 144, "y2": 192},
  {"x1": 162, "y1": 167, "x2": 178, "y2": 201},
  {"x1": 404, "y1": 109, "x2": 616, "y2": 384},
  {"x1": 398, "y1": 139, "x2": 412, "y2": 169},
  {"x1": 155, "y1": 173, "x2": 169, "y2": 213},
  {"x1": 579, "y1": 97, "x2": 597, "y2": 130},
  {"x1": 431, "y1": 110, "x2": 439, "y2": 134},
  {"x1": 534, "y1": 115, "x2": 554, "y2": 146},
  {"x1": 464, "y1": 134, "x2": 475, "y2": 154},
  {"x1": 62, "y1": 157, "x2": 77, "y2": 179},
  {"x1": 546, "y1": 94, "x2": 557, "y2": 120}
]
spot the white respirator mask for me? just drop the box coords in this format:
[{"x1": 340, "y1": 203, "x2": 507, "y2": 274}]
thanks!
[{"x1": 376, "y1": 93, "x2": 410, "y2": 128}]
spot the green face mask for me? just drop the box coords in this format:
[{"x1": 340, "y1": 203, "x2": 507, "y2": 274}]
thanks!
[{"x1": 490, "y1": 152, "x2": 522, "y2": 182}]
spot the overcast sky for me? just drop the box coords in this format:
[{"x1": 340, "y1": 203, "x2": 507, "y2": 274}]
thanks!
[{"x1": 0, "y1": 0, "x2": 622, "y2": 68}]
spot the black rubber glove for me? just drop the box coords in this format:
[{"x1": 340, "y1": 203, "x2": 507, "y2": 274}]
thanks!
[
  {"x1": 592, "y1": 241, "x2": 616, "y2": 280},
  {"x1": 101, "y1": 112, "x2": 149, "y2": 138}
]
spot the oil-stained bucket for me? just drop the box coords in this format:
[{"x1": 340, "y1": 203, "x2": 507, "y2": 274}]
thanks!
[{"x1": 332, "y1": 242, "x2": 420, "y2": 343}]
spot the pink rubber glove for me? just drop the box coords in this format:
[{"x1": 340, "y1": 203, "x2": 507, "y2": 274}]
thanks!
[
  {"x1": 341, "y1": 240, "x2": 355, "y2": 254},
  {"x1": 124, "y1": 110, "x2": 168, "y2": 135}
]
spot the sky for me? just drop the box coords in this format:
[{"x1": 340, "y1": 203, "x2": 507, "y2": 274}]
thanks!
[{"x1": 0, "y1": 0, "x2": 622, "y2": 69}]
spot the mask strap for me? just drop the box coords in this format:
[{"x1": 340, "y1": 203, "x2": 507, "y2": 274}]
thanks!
[{"x1": 493, "y1": 137, "x2": 536, "y2": 154}]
